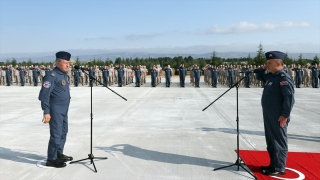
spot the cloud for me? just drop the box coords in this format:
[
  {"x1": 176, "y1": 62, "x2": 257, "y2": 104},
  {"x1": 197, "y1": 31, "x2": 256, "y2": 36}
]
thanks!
[
  {"x1": 125, "y1": 33, "x2": 163, "y2": 40},
  {"x1": 84, "y1": 36, "x2": 116, "y2": 41},
  {"x1": 198, "y1": 22, "x2": 310, "y2": 35}
]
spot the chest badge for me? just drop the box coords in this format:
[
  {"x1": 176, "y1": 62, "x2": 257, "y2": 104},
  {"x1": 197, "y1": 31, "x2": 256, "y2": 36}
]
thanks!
[
  {"x1": 61, "y1": 79, "x2": 66, "y2": 86},
  {"x1": 268, "y1": 82, "x2": 273, "y2": 86}
]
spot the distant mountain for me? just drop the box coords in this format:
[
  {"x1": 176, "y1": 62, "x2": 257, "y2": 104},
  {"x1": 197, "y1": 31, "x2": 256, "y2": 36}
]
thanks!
[{"x1": 0, "y1": 50, "x2": 318, "y2": 62}]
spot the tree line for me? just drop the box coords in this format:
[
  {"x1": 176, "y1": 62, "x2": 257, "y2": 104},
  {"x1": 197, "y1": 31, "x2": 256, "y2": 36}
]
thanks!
[{"x1": 1, "y1": 43, "x2": 319, "y2": 68}]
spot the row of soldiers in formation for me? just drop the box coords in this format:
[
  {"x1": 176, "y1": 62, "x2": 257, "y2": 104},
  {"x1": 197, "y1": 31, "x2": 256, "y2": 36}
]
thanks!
[
  {"x1": 198, "y1": 63, "x2": 320, "y2": 88},
  {"x1": 0, "y1": 63, "x2": 319, "y2": 88}
]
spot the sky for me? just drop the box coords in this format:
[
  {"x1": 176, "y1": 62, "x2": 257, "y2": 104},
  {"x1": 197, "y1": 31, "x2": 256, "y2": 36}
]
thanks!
[{"x1": 0, "y1": 0, "x2": 319, "y2": 55}]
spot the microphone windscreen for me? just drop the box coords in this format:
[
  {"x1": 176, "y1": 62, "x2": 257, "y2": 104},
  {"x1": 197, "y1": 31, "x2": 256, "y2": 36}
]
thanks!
[
  {"x1": 74, "y1": 65, "x2": 80, "y2": 70},
  {"x1": 253, "y1": 69, "x2": 260, "y2": 73}
]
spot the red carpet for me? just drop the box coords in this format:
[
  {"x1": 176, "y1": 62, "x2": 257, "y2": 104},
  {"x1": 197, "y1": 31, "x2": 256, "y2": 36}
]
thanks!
[{"x1": 237, "y1": 150, "x2": 320, "y2": 180}]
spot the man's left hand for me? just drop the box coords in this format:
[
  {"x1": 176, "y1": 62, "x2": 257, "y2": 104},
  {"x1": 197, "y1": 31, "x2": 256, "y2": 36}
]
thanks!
[{"x1": 278, "y1": 116, "x2": 288, "y2": 128}]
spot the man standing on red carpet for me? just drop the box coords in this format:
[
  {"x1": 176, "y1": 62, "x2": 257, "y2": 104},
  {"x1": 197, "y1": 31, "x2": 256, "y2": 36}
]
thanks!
[{"x1": 257, "y1": 51, "x2": 295, "y2": 176}]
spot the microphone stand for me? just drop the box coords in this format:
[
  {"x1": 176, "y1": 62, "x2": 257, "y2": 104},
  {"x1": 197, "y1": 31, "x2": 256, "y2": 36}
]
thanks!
[
  {"x1": 202, "y1": 72, "x2": 257, "y2": 180},
  {"x1": 70, "y1": 69, "x2": 127, "y2": 172}
]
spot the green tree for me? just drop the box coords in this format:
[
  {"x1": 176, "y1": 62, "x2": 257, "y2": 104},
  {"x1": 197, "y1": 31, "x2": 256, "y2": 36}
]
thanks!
[
  {"x1": 253, "y1": 43, "x2": 266, "y2": 65},
  {"x1": 211, "y1": 51, "x2": 219, "y2": 66},
  {"x1": 311, "y1": 54, "x2": 319, "y2": 65},
  {"x1": 295, "y1": 53, "x2": 307, "y2": 66},
  {"x1": 11, "y1": 58, "x2": 18, "y2": 66}
]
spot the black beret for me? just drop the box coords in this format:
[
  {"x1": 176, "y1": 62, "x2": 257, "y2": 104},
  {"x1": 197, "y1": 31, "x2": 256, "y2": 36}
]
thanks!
[
  {"x1": 265, "y1": 51, "x2": 287, "y2": 61},
  {"x1": 56, "y1": 51, "x2": 71, "y2": 61}
]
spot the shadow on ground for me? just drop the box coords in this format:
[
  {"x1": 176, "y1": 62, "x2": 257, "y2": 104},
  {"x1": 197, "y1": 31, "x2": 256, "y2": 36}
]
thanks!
[
  {"x1": 199, "y1": 127, "x2": 320, "y2": 143},
  {"x1": 97, "y1": 144, "x2": 237, "y2": 169},
  {"x1": 0, "y1": 147, "x2": 45, "y2": 164}
]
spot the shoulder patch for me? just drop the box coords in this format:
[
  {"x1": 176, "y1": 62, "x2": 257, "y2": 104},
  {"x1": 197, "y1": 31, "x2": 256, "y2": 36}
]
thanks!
[
  {"x1": 51, "y1": 73, "x2": 55, "y2": 77},
  {"x1": 43, "y1": 81, "x2": 51, "y2": 88},
  {"x1": 281, "y1": 74, "x2": 285, "y2": 77}
]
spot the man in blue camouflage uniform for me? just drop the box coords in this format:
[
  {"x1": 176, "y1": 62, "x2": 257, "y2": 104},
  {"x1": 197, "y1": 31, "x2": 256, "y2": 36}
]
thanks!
[
  {"x1": 33, "y1": 64, "x2": 40, "y2": 86},
  {"x1": 208, "y1": 65, "x2": 219, "y2": 88},
  {"x1": 164, "y1": 65, "x2": 172, "y2": 87},
  {"x1": 150, "y1": 65, "x2": 158, "y2": 87},
  {"x1": 177, "y1": 64, "x2": 187, "y2": 87},
  {"x1": 5, "y1": 65, "x2": 12, "y2": 86},
  {"x1": 257, "y1": 51, "x2": 295, "y2": 176},
  {"x1": 227, "y1": 64, "x2": 235, "y2": 87},
  {"x1": 73, "y1": 67, "x2": 81, "y2": 87},
  {"x1": 102, "y1": 65, "x2": 109, "y2": 87},
  {"x1": 38, "y1": 51, "x2": 73, "y2": 168},
  {"x1": 192, "y1": 65, "x2": 201, "y2": 88},
  {"x1": 292, "y1": 65, "x2": 303, "y2": 88},
  {"x1": 19, "y1": 66, "x2": 27, "y2": 86},
  {"x1": 134, "y1": 65, "x2": 142, "y2": 87},
  {"x1": 310, "y1": 64, "x2": 319, "y2": 88}
]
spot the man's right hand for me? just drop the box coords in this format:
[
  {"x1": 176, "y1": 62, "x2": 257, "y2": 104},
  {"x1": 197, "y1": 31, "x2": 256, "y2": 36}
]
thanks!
[{"x1": 42, "y1": 114, "x2": 51, "y2": 124}]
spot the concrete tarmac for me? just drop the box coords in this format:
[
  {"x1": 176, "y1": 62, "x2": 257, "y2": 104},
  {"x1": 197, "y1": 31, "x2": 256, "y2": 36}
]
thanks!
[{"x1": 0, "y1": 78, "x2": 319, "y2": 180}]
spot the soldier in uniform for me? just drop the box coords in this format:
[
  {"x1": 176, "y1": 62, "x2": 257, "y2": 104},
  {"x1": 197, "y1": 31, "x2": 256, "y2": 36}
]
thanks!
[
  {"x1": 302, "y1": 64, "x2": 311, "y2": 87},
  {"x1": 192, "y1": 65, "x2": 201, "y2": 88},
  {"x1": 88, "y1": 67, "x2": 95, "y2": 87},
  {"x1": 13, "y1": 66, "x2": 20, "y2": 85},
  {"x1": 116, "y1": 65, "x2": 124, "y2": 87},
  {"x1": 27, "y1": 66, "x2": 33, "y2": 86},
  {"x1": 134, "y1": 65, "x2": 142, "y2": 87},
  {"x1": 292, "y1": 65, "x2": 303, "y2": 88},
  {"x1": 150, "y1": 65, "x2": 157, "y2": 87},
  {"x1": 5, "y1": 65, "x2": 12, "y2": 86},
  {"x1": 102, "y1": 65, "x2": 109, "y2": 87},
  {"x1": 209, "y1": 65, "x2": 219, "y2": 88},
  {"x1": 19, "y1": 66, "x2": 27, "y2": 86},
  {"x1": 38, "y1": 51, "x2": 73, "y2": 168},
  {"x1": 244, "y1": 65, "x2": 252, "y2": 88},
  {"x1": 257, "y1": 51, "x2": 295, "y2": 176},
  {"x1": 177, "y1": 64, "x2": 187, "y2": 87},
  {"x1": 33, "y1": 65, "x2": 40, "y2": 86},
  {"x1": 227, "y1": 64, "x2": 235, "y2": 87},
  {"x1": 73, "y1": 67, "x2": 81, "y2": 87},
  {"x1": 310, "y1": 64, "x2": 319, "y2": 88},
  {"x1": 0, "y1": 67, "x2": 5, "y2": 85},
  {"x1": 164, "y1": 65, "x2": 172, "y2": 87}
]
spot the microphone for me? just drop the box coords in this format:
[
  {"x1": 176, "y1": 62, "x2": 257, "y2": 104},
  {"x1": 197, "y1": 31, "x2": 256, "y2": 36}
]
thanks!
[
  {"x1": 74, "y1": 65, "x2": 80, "y2": 70},
  {"x1": 239, "y1": 69, "x2": 260, "y2": 74},
  {"x1": 74, "y1": 65, "x2": 87, "y2": 71}
]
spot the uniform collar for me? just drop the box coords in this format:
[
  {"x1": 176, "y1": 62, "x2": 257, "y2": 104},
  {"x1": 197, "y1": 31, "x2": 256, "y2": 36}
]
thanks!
[
  {"x1": 54, "y1": 66, "x2": 66, "y2": 74},
  {"x1": 273, "y1": 69, "x2": 285, "y2": 76}
]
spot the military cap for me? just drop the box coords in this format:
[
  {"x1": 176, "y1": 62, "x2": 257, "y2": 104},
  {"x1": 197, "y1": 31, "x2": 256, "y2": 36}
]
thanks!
[
  {"x1": 265, "y1": 51, "x2": 287, "y2": 61},
  {"x1": 56, "y1": 51, "x2": 71, "y2": 61}
]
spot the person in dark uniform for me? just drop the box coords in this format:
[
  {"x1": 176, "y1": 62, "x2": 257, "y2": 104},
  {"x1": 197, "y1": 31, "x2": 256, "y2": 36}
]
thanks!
[
  {"x1": 73, "y1": 67, "x2": 81, "y2": 87},
  {"x1": 292, "y1": 65, "x2": 303, "y2": 88},
  {"x1": 177, "y1": 64, "x2": 187, "y2": 87},
  {"x1": 38, "y1": 51, "x2": 73, "y2": 168},
  {"x1": 135, "y1": 65, "x2": 142, "y2": 87},
  {"x1": 256, "y1": 51, "x2": 295, "y2": 176},
  {"x1": 88, "y1": 67, "x2": 95, "y2": 87},
  {"x1": 102, "y1": 65, "x2": 109, "y2": 87},
  {"x1": 310, "y1": 64, "x2": 319, "y2": 88},
  {"x1": 164, "y1": 65, "x2": 172, "y2": 87},
  {"x1": 244, "y1": 65, "x2": 252, "y2": 88},
  {"x1": 45, "y1": 65, "x2": 51, "y2": 76},
  {"x1": 227, "y1": 64, "x2": 235, "y2": 87},
  {"x1": 5, "y1": 65, "x2": 12, "y2": 86},
  {"x1": 116, "y1": 65, "x2": 124, "y2": 87},
  {"x1": 150, "y1": 65, "x2": 158, "y2": 87},
  {"x1": 192, "y1": 65, "x2": 201, "y2": 88},
  {"x1": 259, "y1": 64, "x2": 268, "y2": 88},
  {"x1": 208, "y1": 65, "x2": 219, "y2": 88},
  {"x1": 283, "y1": 64, "x2": 287, "y2": 73},
  {"x1": 33, "y1": 65, "x2": 40, "y2": 86},
  {"x1": 19, "y1": 66, "x2": 27, "y2": 86}
]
